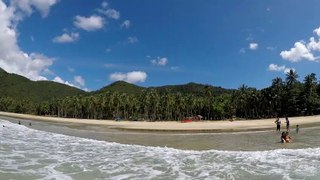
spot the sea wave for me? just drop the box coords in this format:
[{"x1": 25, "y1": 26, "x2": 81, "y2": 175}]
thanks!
[{"x1": 1, "y1": 119, "x2": 320, "y2": 179}]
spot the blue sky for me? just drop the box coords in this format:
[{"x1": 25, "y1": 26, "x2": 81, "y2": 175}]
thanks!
[{"x1": 1, "y1": 0, "x2": 320, "y2": 91}]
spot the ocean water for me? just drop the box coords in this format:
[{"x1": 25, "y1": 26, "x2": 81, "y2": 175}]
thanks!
[{"x1": 1, "y1": 119, "x2": 320, "y2": 180}]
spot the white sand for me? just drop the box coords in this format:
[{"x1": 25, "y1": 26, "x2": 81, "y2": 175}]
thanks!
[{"x1": 1, "y1": 111, "x2": 319, "y2": 132}]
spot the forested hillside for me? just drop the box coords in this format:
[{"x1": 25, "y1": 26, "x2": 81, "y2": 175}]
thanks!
[
  {"x1": 0, "y1": 68, "x2": 85, "y2": 102},
  {"x1": 1, "y1": 68, "x2": 320, "y2": 121}
]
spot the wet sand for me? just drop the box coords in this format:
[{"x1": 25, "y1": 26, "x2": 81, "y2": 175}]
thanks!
[
  {"x1": 1, "y1": 112, "x2": 320, "y2": 151},
  {"x1": 1, "y1": 111, "x2": 320, "y2": 132}
]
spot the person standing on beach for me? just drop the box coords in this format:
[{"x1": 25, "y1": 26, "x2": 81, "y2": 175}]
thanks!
[
  {"x1": 285, "y1": 116, "x2": 290, "y2": 131},
  {"x1": 275, "y1": 117, "x2": 281, "y2": 131}
]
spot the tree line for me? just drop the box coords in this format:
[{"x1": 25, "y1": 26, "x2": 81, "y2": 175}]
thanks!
[{"x1": 1, "y1": 70, "x2": 320, "y2": 121}]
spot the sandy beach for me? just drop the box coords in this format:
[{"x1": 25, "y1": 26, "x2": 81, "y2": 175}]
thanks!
[
  {"x1": 1, "y1": 111, "x2": 320, "y2": 132},
  {"x1": 2, "y1": 111, "x2": 320, "y2": 151}
]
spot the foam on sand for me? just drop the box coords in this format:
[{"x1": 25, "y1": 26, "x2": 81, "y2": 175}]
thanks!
[{"x1": 1, "y1": 119, "x2": 320, "y2": 179}]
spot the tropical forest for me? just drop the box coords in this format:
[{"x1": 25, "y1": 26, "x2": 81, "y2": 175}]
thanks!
[{"x1": 1, "y1": 67, "x2": 320, "y2": 121}]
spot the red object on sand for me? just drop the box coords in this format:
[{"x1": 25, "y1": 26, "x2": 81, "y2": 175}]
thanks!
[
  {"x1": 181, "y1": 119, "x2": 193, "y2": 123},
  {"x1": 181, "y1": 115, "x2": 203, "y2": 123}
]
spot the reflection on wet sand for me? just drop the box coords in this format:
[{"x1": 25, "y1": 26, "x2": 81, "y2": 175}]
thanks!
[{"x1": 2, "y1": 116, "x2": 319, "y2": 151}]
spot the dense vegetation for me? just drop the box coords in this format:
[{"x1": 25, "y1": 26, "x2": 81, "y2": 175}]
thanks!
[
  {"x1": 1, "y1": 68, "x2": 320, "y2": 121},
  {"x1": 0, "y1": 68, "x2": 85, "y2": 102}
]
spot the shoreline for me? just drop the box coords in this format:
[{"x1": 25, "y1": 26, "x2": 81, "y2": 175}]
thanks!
[
  {"x1": 2, "y1": 111, "x2": 320, "y2": 150},
  {"x1": 1, "y1": 111, "x2": 320, "y2": 133}
]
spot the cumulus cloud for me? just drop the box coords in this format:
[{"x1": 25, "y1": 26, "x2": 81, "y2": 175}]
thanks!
[
  {"x1": 151, "y1": 57, "x2": 168, "y2": 66},
  {"x1": 103, "y1": 9, "x2": 120, "y2": 20},
  {"x1": 109, "y1": 71, "x2": 147, "y2": 83},
  {"x1": 53, "y1": 76, "x2": 64, "y2": 83},
  {"x1": 307, "y1": 37, "x2": 320, "y2": 51},
  {"x1": 74, "y1": 15, "x2": 104, "y2": 31},
  {"x1": 249, "y1": 43, "x2": 258, "y2": 50},
  {"x1": 53, "y1": 32, "x2": 79, "y2": 43},
  {"x1": 0, "y1": 0, "x2": 58, "y2": 81},
  {"x1": 280, "y1": 41, "x2": 316, "y2": 62},
  {"x1": 314, "y1": 27, "x2": 320, "y2": 37},
  {"x1": 97, "y1": 2, "x2": 120, "y2": 20},
  {"x1": 268, "y1": 64, "x2": 293, "y2": 74},
  {"x1": 280, "y1": 27, "x2": 320, "y2": 62},
  {"x1": 74, "y1": 75, "x2": 85, "y2": 87},
  {"x1": 127, "y1": 36, "x2": 138, "y2": 44},
  {"x1": 121, "y1": 20, "x2": 130, "y2": 29},
  {"x1": 53, "y1": 76, "x2": 87, "y2": 90},
  {"x1": 53, "y1": 76, "x2": 76, "y2": 87},
  {"x1": 10, "y1": 0, "x2": 59, "y2": 18}
]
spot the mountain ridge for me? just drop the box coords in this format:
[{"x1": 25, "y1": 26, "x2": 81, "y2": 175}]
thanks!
[{"x1": 0, "y1": 68, "x2": 232, "y2": 102}]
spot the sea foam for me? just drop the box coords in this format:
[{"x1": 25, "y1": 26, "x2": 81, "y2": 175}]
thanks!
[{"x1": 1, "y1": 119, "x2": 320, "y2": 179}]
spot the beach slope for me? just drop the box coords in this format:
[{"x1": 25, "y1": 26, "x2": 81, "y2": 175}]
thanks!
[{"x1": 1, "y1": 112, "x2": 320, "y2": 132}]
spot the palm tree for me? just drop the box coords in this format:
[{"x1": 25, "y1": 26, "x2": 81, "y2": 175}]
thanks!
[
  {"x1": 286, "y1": 69, "x2": 299, "y2": 86},
  {"x1": 303, "y1": 73, "x2": 319, "y2": 115},
  {"x1": 304, "y1": 73, "x2": 317, "y2": 95},
  {"x1": 270, "y1": 77, "x2": 284, "y2": 115}
]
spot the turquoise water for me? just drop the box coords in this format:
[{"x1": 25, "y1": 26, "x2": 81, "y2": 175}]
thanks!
[{"x1": 1, "y1": 119, "x2": 320, "y2": 179}]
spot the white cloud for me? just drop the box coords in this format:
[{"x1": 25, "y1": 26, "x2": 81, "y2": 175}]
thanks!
[
  {"x1": 268, "y1": 64, "x2": 285, "y2": 71},
  {"x1": 280, "y1": 27, "x2": 320, "y2": 62},
  {"x1": 105, "y1": 48, "x2": 111, "y2": 52},
  {"x1": 74, "y1": 15, "x2": 104, "y2": 31},
  {"x1": 53, "y1": 76, "x2": 88, "y2": 90},
  {"x1": 0, "y1": 0, "x2": 57, "y2": 81},
  {"x1": 53, "y1": 76, "x2": 76, "y2": 87},
  {"x1": 127, "y1": 36, "x2": 138, "y2": 44},
  {"x1": 268, "y1": 64, "x2": 293, "y2": 74},
  {"x1": 53, "y1": 32, "x2": 79, "y2": 43},
  {"x1": 307, "y1": 37, "x2": 320, "y2": 51},
  {"x1": 249, "y1": 43, "x2": 258, "y2": 50},
  {"x1": 10, "y1": 0, "x2": 59, "y2": 18},
  {"x1": 97, "y1": 2, "x2": 120, "y2": 20},
  {"x1": 53, "y1": 76, "x2": 64, "y2": 83},
  {"x1": 74, "y1": 75, "x2": 85, "y2": 87},
  {"x1": 280, "y1": 41, "x2": 316, "y2": 62},
  {"x1": 121, "y1": 20, "x2": 130, "y2": 29},
  {"x1": 109, "y1": 71, "x2": 147, "y2": 83},
  {"x1": 151, "y1": 57, "x2": 168, "y2": 66},
  {"x1": 103, "y1": 9, "x2": 120, "y2": 20},
  {"x1": 313, "y1": 27, "x2": 320, "y2": 37}
]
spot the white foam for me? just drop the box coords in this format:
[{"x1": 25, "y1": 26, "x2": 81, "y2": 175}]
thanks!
[{"x1": 1, "y1": 119, "x2": 320, "y2": 179}]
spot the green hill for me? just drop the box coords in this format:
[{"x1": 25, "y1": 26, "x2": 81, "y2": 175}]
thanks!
[
  {"x1": 0, "y1": 68, "x2": 85, "y2": 102},
  {"x1": 94, "y1": 81, "x2": 232, "y2": 96},
  {"x1": 0, "y1": 68, "x2": 232, "y2": 102},
  {"x1": 153, "y1": 82, "x2": 233, "y2": 96},
  {"x1": 93, "y1": 81, "x2": 145, "y2": 95}
]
